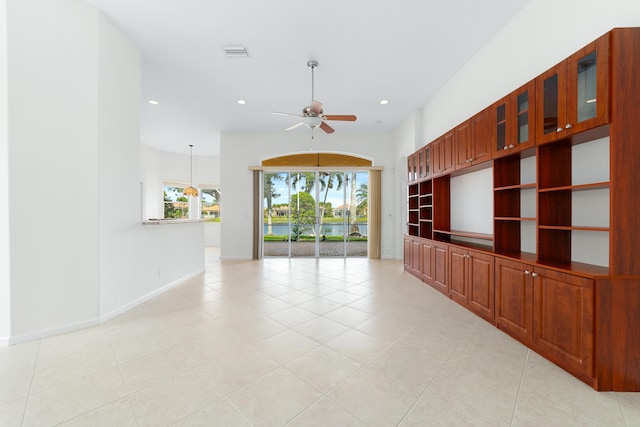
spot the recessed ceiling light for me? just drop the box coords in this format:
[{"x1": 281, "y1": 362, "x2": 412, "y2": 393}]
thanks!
[
  {"x1": 148, "y1": 100, "x2": 159, "y2": 105},
  {"x1": 237, "y1": 99, "x2": 247, "y2": 105},
  {"x1": 379, "y1": 99, "x2": 389, "y2": 105}
]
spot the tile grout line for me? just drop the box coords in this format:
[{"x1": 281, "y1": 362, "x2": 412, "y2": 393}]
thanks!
[
  {"x1": 509, "y1": 348, "x2": 531, "y2": 427},
  {"x1": 396, "y1": 318, "x2": 481, "y2": 426},
  {"x1": 19, "y1": 339, "x2": 42, "y2": 427},
  {"x1": 307, "y1": 326, "x2": 415, "y2": 426},
  {"x1": 616, "y1": 393, "x2": 629, "y2": 427}
]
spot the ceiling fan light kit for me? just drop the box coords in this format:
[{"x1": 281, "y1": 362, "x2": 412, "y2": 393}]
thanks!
[{"x1": 270, "y1": 60, "x2": 357, "y2": 134}]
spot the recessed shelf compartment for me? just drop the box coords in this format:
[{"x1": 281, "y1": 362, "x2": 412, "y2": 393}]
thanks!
[{"x1": 434, "y1": 229, "x2": 493, "y2": 241}]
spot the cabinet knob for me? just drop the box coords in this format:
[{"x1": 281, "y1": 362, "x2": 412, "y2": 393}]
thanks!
[
  {"x1": 509, "y1": 144, "x2": 515, "y2": 149},
  {"x1": 565, "y1": 123, "x2": 572, "y2": 129},
  {"x1": 469, "y1": 158, "x2": 474, "y2": 162},
  {"x1": 503, "y1": 146, "x2": 509, "y2": 150},
  {"x1": 524, "y1": 270, "x2": 531, "y2": 275},
  {"x1": 556, "y1": 127, "x2": 563, "y2": 132},
  {"x1": 531, "y1": 272, "x2": 538, "y2": 278}
]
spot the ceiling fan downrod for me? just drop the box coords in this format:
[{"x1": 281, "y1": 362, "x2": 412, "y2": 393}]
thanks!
[{"x1": 308, "y1": 60, "x2": 318, "y2": 103}]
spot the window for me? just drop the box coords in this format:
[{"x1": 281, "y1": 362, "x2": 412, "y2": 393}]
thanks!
[
  {"x1": 201, "y1": 187, "x2": 221, "y2": 222},
  {"x1": 163, "y1": 186, "x2": 189, "y2": 219}
]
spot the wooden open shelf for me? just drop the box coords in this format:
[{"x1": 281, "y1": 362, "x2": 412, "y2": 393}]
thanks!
[
  {"x1": 434, "y1": 229, "x2": 493, "y2": 241},
  {"x1": 538, "y1": 182, "x2": 609, "y2": 192}
]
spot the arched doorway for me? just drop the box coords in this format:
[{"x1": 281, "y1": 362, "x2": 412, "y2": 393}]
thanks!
[{"x1": 253, "y1": 153, "x2": 382, "y2": 258}]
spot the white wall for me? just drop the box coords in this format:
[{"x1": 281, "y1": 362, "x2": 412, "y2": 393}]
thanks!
[
  {"x1": 7, "y1": 0, "x2": 101, "y2": 337},
  {"x1": 220, "y1": 130, "x2": 395, "y2": 259},
  {"x1": 393, "y1": 111, "x2": 423, "y2": 258},
  {"x1": 0, "y1": 0, "x2": 10, "y2": 342},
  {"x1": 3, "y1": 0, "x2": 206, "y2": 343}
]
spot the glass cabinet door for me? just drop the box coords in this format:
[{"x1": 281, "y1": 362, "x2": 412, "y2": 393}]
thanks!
[
  {"x1": 536, "y1": 63, "x2": 567, "y2": 145},
  {"x1": 494, "y1": 80, "x2": 535, "y2": 158},
  {"x1": 517, "y1": 91, "x2": 530, "y2": 144},
  {"x1": 495, "y1": 101, "x2": 507, "y2": 152},
  {"x1": 576, "y1": 51, "x2": 597, "y2": 123},
  {"x1": 514, "y1": 81, "x2": 535, "y2": 152},
  {"x1": 423, "y1": 146, "x2": 430, "y2": 178},
  {"x1": 566, "y1": 33, "x2": 609, "y2": 134}
]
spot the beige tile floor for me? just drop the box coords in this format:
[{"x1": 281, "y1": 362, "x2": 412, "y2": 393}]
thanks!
[{"x1": 1, "y1": 247, "x2": 638, "y2": 426}]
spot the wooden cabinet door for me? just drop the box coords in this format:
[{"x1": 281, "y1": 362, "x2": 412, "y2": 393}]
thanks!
[
  {"x1": 441, "y1": 131, "x2": 455, "y2": 174},
  {"x1": 532, "y1": 267, "x2": 594, "y2": 378},
  {"x1": 432, "y1": 242, "x2": 449, "y2": 295},
  {"x1": 431, "y1": 139, "x2": 442, "y2": 177},
  {"x1": 421, "y1": 240, "x2": 434, "y2": 285},
  {"x1": 422, "y1": 146, "x2": 431, "y2": 179},
  {"x1": 449, "y1": 246, "x2": 468, "y2": 305},
  {"x1": 454, "y1": 120, "x2": 472, "y2": 170},
  {"x1": 536, "y1": 62, "x2": 567, "y2": 146},
  {"x1": 403, "y1": 237, "x2": 411, "y2": 271},
  {"x1": 471, "y1": 108, "x2": 492, "y2": 164},
  {"x1": 411, "y1": 240, "x2": 421, "y2": 274},
  {"x1": 565, "y1": 34, "x2": 609, "y2": 136},
  {"x1": 495, "y1": 258, "x2": 533, "y2": 344},
  {"x1": 468, "y1": 250, "x2": 495, "y2": 322}
]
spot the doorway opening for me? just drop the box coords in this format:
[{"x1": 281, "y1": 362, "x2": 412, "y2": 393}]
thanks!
[{"x1": 263, "y1": 170, "x2": 368, "y2": 257}]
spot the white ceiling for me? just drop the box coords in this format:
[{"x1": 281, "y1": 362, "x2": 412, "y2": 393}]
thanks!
[{"x1": 84, "y1": 0, "x2": 530, "y2": 155}]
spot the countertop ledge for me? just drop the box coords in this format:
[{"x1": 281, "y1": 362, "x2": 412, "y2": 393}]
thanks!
[{"x1": 143, "y1": 219, "x2": 204, "y2": 225}]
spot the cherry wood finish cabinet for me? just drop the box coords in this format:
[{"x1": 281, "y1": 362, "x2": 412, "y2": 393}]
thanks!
[
  {"x1": 432, "y1": 241, "x2": 449, "y2": 296},
  {"x1": 404, "y1": 28, "x2": 640, "y2": 391},
  {"x1": 454, "y1": 110, "x2": 492, "y2": 170},
  {"x1": 536, "y1": 34, "x2": 609, "y2": 146},
  {"x1": 449, "y1": 247, "x2": 495, "y2": 322},
  {"x1": 495, "y1": 258, "x2": 533, "y2": 344},
  {"x1": 495, "y1": 258, "x2": 594, "y2": 380},
  {"x1": 532, "y1": 267, "x2": 594, "y2": 380},
  {"x1": 492, "y1": 80, "x2": 536, "y2": 158},
  {"x1": 431, "y1": 131, "x2": 455, "y2": 177},
  {"x1": 403, "y1": 235, "x2": 421, "y2": 279},
  {"x1": 421, "y1": 240, "x2": 435, "y2": 284}
]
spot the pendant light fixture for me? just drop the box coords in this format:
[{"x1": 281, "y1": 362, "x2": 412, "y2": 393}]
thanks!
[{"x1": 183, "y1": 144, "x2": 199, "y2": 197}]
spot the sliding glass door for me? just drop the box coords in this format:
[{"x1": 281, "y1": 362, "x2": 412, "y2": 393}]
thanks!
[{"x1": 262, "y1": 170, "x2": 368, "y2": 257}]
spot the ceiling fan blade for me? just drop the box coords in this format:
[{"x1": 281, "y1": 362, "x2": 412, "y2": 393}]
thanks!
[
  {"x1": 286, "y1": 122, "x2": 305, "y2": 131},
  {"x1": 324, "y1": 115, "x2": 357, "y2": 122},
  {"x1": 319, "y1": 121, "x2": 335, "y2": 134},
  {"x1": 310, "y1": 101, "x2": 323, "y2": 115},
  {"x1": 271, "y1": 112, "x2": 303, "y2": 117}
]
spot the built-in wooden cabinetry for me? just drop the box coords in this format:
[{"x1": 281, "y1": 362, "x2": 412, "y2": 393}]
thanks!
[
  {"x1": 455, "y1": 109, "x2": 493, "y2": 170},
  {"x1": 492, "y1": 80, "x2": 536, "y2": 158},
  {"x1": 431, "y1": 131, "x2": 455, "y2": 177},
  {"x1": 404, "y1": 28, "x2": 640, "y2": 391},
  {"x1": 536, "y1": 35, "x2": 609, "y2": 145}
]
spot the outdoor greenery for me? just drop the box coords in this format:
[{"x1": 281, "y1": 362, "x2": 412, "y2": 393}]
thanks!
[
  {"x1": 164, "y1": 190, "x2": 189, "y2": 218},
  {"x1": 263, "y1": 171, "x2": 368, "y2": 241}
]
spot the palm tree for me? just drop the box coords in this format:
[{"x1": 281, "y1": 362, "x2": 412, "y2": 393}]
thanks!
[
  {"x1": 318, "y1": 172, "x2": 344, "y2": 235},
  {"x1": 264, "y1": 173, "x2": 283, "y2": 235},
  {"x1": 348, "y1": 172, "x2": 359, "y2": 235},
  {"x1": 356, "y1": 183, "x2": 368, "y2": 216}
]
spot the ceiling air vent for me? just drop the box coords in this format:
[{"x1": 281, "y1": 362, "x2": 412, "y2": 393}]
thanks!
[{"x1": 224, "y1": 46, "x2": 248, "y2": 58}]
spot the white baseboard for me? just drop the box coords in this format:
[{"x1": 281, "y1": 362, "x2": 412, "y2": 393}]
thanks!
[
  {"x1": 5, "y1": 317, "x2": 100, "y2": 346},
  {"x1": 0, "y1": 268, "x2": 206, "y2": 347},
  {"x1": 99, "y1": 268, "x2": 205, "y2": 323}
]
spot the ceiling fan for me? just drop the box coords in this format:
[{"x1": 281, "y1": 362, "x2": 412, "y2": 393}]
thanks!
[{"x1": 271, "y1": 60, "x2": 357, "y2": 134}]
